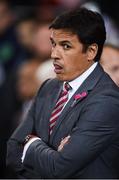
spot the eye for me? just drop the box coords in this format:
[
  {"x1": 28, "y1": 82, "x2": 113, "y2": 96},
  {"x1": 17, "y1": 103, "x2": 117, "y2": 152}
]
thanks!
[
  {"x1": 62, "y1": 44, "x2": 71, "y2": 50},
  {"x1": 51, "y1": 41, "x2": 56, "y2": 48},
  {"x1": 50, "y1": 39, "x2": 56, "y2": 48}
]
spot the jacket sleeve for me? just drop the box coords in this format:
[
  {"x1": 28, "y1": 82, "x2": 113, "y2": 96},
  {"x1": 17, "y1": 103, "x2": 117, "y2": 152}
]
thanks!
[
  {"x1": 23, "y1": 94, "x2": 119, "y2": 178},
  {"x1": 6, "y1": 79, "x2": 51, "y2": 178},
  {"x1": 6, "y1": 95, "x2": 38, "y2": 177}
]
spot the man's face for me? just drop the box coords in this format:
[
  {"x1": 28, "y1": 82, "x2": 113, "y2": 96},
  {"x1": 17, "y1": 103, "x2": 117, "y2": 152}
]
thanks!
[
  {"x1": 101, "y1": 46, "x2": 119, "y2": 86},
  {"x1": 50, "y1": 29, "x2": 94, "y2": 81}
]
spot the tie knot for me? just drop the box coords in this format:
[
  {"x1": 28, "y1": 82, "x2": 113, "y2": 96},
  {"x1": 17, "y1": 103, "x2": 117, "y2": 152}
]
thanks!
[{"x1": 63, "y1": 82, "x2": 71, "y2": 91}]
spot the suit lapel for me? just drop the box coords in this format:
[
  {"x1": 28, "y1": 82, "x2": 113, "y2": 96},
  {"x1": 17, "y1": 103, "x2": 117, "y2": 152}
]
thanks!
[{"x1": 50, "y1": 64, "x2": 104, "y2": 142}]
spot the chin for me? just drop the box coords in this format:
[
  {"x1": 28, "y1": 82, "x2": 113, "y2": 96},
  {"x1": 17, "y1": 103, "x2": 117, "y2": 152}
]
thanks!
[
  {"x1": 56, "y1": 73, "x2": 74, "y2": 82},
  {"x1": 56, "y1": 74, "x2": 66, "y2": 81},
  {"x1": 57, "y1": 76, "x2": 71, "y2": 82}
]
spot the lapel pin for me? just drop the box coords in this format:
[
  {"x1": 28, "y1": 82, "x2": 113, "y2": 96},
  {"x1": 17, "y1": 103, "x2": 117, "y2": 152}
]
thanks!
[{"x1": 71, "y1": 91, "x2": 88, "y2": 107}]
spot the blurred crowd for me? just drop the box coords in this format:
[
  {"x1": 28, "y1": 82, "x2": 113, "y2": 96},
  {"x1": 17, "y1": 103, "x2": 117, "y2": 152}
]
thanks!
[{"x1": 0, "y1": 0, "x2": 119, "y2": 178}]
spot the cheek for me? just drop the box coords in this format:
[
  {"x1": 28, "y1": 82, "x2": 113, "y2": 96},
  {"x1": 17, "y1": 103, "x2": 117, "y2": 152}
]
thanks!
[
  {"x1": 63, "y1": 51, "x2": 84, "y2": 72},
  {"x1": 64, "y1": 53, "x2": 78, "y2": 67},
  {"x1": 64, "y1": 59, "x2": 76, "y2": 72}
]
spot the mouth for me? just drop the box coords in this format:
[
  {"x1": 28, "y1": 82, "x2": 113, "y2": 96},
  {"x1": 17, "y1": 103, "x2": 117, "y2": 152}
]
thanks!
[{"x1": 53, "y1": 63, "x2": 63, "y2": 74}]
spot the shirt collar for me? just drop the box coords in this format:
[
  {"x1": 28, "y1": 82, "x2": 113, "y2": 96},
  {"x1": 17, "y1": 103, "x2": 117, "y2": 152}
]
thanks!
[{"x1": 66, "y1": 62, "x2": 98, "y2": 92}]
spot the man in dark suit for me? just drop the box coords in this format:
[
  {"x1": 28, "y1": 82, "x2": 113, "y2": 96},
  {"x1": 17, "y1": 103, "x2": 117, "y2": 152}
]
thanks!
[{"x1": 6, "y1": 8, "x2": 119, "y2": 178}]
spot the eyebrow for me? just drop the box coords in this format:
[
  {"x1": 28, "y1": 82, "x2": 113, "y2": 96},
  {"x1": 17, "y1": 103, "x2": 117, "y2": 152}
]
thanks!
[
  {"x1": 60, "y1": 40, "x2": 71, "y2": 44},
  {"x1": 50, "y1": 37, "x2": 71, "y2": 44}
]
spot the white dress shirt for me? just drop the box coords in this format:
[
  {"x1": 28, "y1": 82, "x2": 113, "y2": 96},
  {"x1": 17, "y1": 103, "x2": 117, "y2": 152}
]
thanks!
[
  {"x1": 22, "y1": 62, "x2": 98, "y2": 162},
  {"x1": 64, "y1": 62, "x2": 98, "y2": 106}
]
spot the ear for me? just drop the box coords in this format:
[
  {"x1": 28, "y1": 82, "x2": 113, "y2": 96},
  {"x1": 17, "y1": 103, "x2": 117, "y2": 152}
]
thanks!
[{"x1": 86, "y1": 43, "x2": 98, "y2": 62}]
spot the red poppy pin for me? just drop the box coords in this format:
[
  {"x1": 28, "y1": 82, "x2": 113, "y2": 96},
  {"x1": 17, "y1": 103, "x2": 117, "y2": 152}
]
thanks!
[
  {"x1": 74, "y1": 91, "x2": 87, "y2": 100},
  {"x1": 71, "y1": 91, "x2": 88, "y2": 107}
]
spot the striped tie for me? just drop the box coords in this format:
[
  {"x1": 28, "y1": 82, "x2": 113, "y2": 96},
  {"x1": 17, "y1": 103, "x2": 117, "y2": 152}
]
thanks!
[{"x1": 49, "y1": 82, "x2": 71, "y2": 135}]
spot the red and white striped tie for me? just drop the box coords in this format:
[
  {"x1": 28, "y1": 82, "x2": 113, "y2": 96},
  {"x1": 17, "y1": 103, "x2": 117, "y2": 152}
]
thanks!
[{"x1": 49, "y1": 82, "x2": 71, "y2": 135}]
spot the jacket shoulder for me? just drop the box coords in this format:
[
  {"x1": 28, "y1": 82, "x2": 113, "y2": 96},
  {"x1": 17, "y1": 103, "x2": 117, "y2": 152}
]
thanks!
[{"x1": 36, "y1": 78, "x2": 61, "y2": 97}]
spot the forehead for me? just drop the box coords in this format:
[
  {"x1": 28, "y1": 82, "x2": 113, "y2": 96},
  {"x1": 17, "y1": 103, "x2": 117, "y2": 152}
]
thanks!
[{"x1": 50, "y1": 29, "x2": 79, "y2": 41}]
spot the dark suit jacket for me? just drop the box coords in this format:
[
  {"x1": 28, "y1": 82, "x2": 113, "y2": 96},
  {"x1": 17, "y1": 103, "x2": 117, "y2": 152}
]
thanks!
[{"x1": 6, "y1": 64, "x2": 119, "y2": 179}]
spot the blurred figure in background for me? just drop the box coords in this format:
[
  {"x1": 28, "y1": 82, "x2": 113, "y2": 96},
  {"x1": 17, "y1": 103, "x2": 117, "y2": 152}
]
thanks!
[
  {"x1": 0, "y1": 0, "x2": 27, "y2": 84},
  {"x1": 16, "y1": 59, "x2": 41, "y2": 125},
  {"x1": 0, "y1": 0, "x2": 14, "y2": 86},
  {"x1": 100, "y1": 44, "x2": 119, "y2": 86},
  {"x1": 17, "y1": 60, "x2": 40, "y2": 102},
  {"x1": 36, "y1": 59, "x2": 56, "y2": 84},
  {"x1": 33, "y1": 22, "x2": 52, "y2": 62},
  {"x1": 16, "y1": 15, "x2": 38, "y2": 58},
  {"x1": 0, "y1": 0, "x2": 13, "y2": 34},
  {"x1": 0, "y1": 1, "x2": 23, "y2": 177},
  {"x1": 0, "y1": 2, "x2": 37, "y2": 178},
  {"x1": 16, "y1": 59, "x2": 56, "y2": 125}
]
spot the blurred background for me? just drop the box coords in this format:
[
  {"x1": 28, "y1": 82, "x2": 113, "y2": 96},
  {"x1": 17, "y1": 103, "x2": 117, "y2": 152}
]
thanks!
[{"x1": 0, "y1": 0, "x2": 119, "y2": 178}]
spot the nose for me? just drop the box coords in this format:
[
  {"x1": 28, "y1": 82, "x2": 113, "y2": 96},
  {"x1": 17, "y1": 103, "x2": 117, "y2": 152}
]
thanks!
[{"x1": 51, "y1": 46, "x2": 60, "y2": 60}]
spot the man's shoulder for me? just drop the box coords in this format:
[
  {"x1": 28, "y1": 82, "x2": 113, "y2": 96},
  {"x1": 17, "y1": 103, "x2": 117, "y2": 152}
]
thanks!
[
  {"x1": 37, "y1": 78, "x2": 62, "y2": 95},
  {"x1": 42, "y1": 78, "x2": 61, "y2": 88}
]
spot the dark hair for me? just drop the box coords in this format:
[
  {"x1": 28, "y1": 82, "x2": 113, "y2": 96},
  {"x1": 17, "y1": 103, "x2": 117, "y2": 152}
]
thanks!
[{"x1": 49, "y1": 8, "x2": 106, "y2": 62}]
